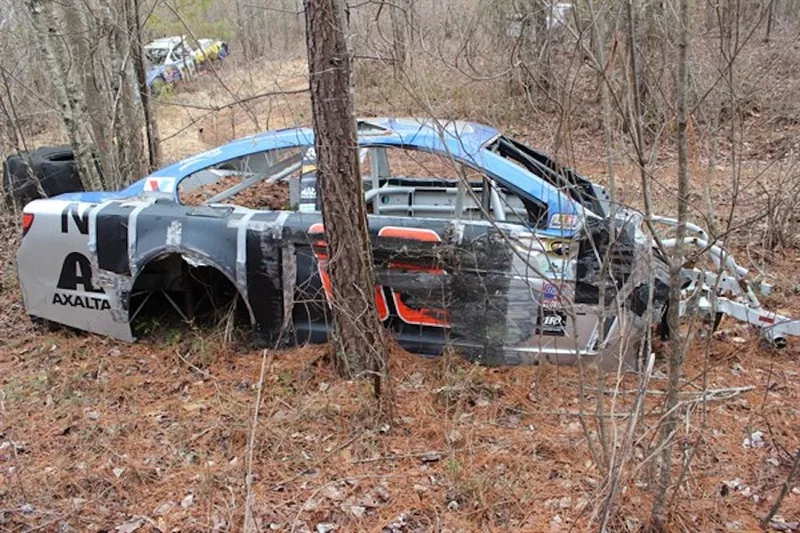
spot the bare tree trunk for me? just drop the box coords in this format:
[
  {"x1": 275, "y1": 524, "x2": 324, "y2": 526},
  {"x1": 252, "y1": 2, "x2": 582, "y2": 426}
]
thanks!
[
  {"x1": 24, "y1": 0, "x2": 104, "y2": 191},
  {"x1": 764, "y1": 0, "x2": 774, "y2": 41},
  {"x1": 235, "y1": 0, "x2": 251, "y2": 61},
  {"x1": 705, "y1": 89, "x2": 720, "y2": 237},
  {"x1": 0, "y1": 68, "x2": 43, "y2": 204},
  {"x1": 128, "y1": 0, "x2": 161, "y2": 170},
  {"x1": 304, "y1": 0, "x2": 392, "y2": 415},
  {"x1": 62, "y1": 2, "x2": 112, "y2": 180},
  {"x1": 107, "y1": 1, "x2": 147, "y2": 185},
  {"x1": 407, "y1": 0, "x2": 418, "y2": 53},
  {"x1": 390, "y1": 0, "x2": 408, "y2": 69},
  {"x1": 518, "y1": 0, "x2": 550, "y2": 99},
  {"x1": 282, "y1": 0, "x2": 293, "y2": 53},
  {"x1": 652, "y1": 0, "x2": 690, "y2": 524}
]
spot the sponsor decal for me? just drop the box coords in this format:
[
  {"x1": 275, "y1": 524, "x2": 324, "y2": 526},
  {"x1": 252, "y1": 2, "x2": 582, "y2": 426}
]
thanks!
[
  {"x1": 541, "y1": 282, "x2": 561, "y2": 306},
  {"x1": 143, "y1": 177, "x2": 176, "y2": 193},
  {"x1": 307, "y1": 223, "x2": 389, "y2": 321},
  {"x1": 378, "y1": 226, "x2": 441, "y2": 242},
  {"x1": 52, "y1": 252, "x2": 110, "y2": 310},
  {"x1": 545, "y1": 239, "x2": 572, "y2": 257},
  {"x1": 548, "y1": 213, "x2": 579, "y2": 230},
  {"x1": 52, "y1": 293, "x2": 110, "y2": 310},
  {"x1": 57, "y1": 253, "x2": 102, "y2": 292},
  {"x1": 301, "y1": 186, "x2": 317, "y2": 200},
  {"x1": 540, "y1": 281, "x2": 570, "y2": 309},
  {"x1": 536, "y1": 310, "x2": 566, "y2": 336},
  {"x1": 542, "y1": 258, "x2": 567, "y2": 276},
  {"x1": 308, "y1": 224, "x2": 449, "y2": 327},
  {"x1": 542, "y1": 282, "x2": 559, "y2": 299},
  {"x1": 377, "y1": 227, "x2": 449, "y2": 328},
  {"x1": 61, "y1": 203, "x2": 93, "y2": 235}
]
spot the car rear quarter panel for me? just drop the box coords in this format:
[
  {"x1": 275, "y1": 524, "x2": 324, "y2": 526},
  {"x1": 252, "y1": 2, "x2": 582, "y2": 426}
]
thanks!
[{"x1": 17, "y1": 199, "x2": 133, "y2": 340}]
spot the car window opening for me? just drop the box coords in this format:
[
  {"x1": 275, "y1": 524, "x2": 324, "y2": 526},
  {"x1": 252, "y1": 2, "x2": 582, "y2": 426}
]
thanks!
[
  {"x1": 178, "y1": 147, "x2": 305, "y2": 210},
  {"x1": 178, "y1": 144, "x2": 548, "y2": 228},
  {"x1": 488, "y1": 136, "x2": 605, "y2": 216},
  {"x1": 360, "y1": 146, "x2": 547, "y2": 227}
]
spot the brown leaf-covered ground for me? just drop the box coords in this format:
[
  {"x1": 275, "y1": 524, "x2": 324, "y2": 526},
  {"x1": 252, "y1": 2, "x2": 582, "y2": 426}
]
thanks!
[
  {"x1": 179, "y1": 174, "x2": 290, "y2": 210},
  {"x1": 4, "y1": 41, "x2": 800, "y2": 531},
  {"x1": 1, "y1": 209, "x2": 799, "y2": 532}
]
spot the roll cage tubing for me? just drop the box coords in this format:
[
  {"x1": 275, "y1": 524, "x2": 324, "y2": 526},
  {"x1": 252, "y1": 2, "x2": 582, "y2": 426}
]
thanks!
[
  {"x1": 57, "y1": 120, "x2": 590, "y2": 238},
  {"x1": 52, "y1": 118, "x2": 800, "y2": 344}
]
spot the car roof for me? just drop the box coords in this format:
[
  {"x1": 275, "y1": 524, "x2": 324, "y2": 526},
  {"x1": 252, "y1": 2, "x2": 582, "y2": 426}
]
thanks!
[
  {"x1": 66, "y1": 118, "x2": 582, "y2": 234},
  {"x1": 150, "y1": 118, "x2": 501, "y2": 180}
]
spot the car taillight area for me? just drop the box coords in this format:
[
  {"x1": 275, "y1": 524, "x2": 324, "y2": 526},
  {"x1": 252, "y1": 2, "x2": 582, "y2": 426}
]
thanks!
[{"x1": 22, "y1": 213, "x2": 34, "y2": 237}]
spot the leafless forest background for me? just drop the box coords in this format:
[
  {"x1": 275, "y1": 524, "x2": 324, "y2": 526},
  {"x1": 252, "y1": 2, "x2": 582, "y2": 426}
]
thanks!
[{"x1": 1, "y1": 0, "x2": 800, "y2": 531}]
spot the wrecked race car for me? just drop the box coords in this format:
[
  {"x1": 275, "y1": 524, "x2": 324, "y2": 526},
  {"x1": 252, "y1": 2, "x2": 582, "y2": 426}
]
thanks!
[{"x1": 16, "y1": 119, "x2": 799, "y2": 370}]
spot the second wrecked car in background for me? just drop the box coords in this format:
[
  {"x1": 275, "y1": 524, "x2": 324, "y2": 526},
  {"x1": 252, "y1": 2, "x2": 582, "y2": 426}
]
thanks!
[
  {"x1": 193, "y1": 38, "x2": 229, "y2": 66},
  {"x1": 15, "y1": 119, "x2": 800, "y2": 370},
  {"x1": 145, "y1": 36, "x2": 197, "y2": 91}
]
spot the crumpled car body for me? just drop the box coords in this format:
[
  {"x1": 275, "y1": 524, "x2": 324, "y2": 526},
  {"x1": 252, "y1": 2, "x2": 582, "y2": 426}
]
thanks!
[
  {"x1": 193, "y1": 38, "x2": 229, "y2": 65},
  {"x1": 144, "y1": 36, "x2": 197, "y2": 89},
  {"x1": 17, "y1": 118, "x2": 794, "y2": 370}
]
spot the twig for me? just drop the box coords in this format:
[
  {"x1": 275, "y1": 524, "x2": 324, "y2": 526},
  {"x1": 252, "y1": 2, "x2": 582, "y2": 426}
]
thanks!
[
  {"x1": 350, "y1": 450, "x2": 446, "y2": 464},
  {"x1": 153, "y1": 87, "x2": 308, "y2": 112},
  {"x1": 529, "y1": 385, "x2": 754, "y2": 421},
  {"x1": 587, "y1": 385, "x2": 755, "y2": 400},
  {"x1": 174, "y1": 349, "x2": 214, "y2": 379},
  {"x1": 681, "y1": 386, "x2": 755, "y2": 404},
  {"x1": 761, "y1": 448, "x2": 800, "y2": 528},
  {"x1": 244, "y1": 349, "x2": 270, "y2": 533}
]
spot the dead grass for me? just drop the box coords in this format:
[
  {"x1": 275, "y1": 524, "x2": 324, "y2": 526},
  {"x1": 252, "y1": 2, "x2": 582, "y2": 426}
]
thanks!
[
  {"x1": 3, "y1": 34, "x2": 800, "y2": 531},
  {"x1": 2, "y1": 205, "x2": 799, "y2": 531}
]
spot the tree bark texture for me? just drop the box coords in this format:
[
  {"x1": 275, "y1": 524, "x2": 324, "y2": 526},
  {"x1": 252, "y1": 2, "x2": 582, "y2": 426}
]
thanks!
[
  {"x1": 113, "y1": 0, "x2": 147, "y2": 186},
  {"x1": 390, "y1": 0, "x2": 407, "y2": 68},
  {"x1": 25, "y1": 0, "x2": 104, "y2": 191},
  {"x1": 128, "y1": 0, "x2": 162, "y2": 170},
  {"x1": 62, "y1": 2, "x2": 111, "y2": 179},
  {"x1": 304, "y1": 0, "x2": 391, "y2": 409}
]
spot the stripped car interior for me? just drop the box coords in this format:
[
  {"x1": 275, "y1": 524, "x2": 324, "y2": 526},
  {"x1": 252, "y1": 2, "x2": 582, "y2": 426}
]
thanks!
[{"x1": 17, "y1": 119, "x2": 799, "y2": 370}]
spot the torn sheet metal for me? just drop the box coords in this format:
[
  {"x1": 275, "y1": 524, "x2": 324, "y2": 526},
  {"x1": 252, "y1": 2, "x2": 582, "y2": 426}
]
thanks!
[{"x1": 16, "y1": 118, "x2": 797, "y2": 371}]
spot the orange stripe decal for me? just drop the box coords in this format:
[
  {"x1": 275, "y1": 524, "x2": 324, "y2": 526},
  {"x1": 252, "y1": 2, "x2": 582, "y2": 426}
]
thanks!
[
  {"x1": 378, "y1": 226, "x2": 442, "y2": 242},
  {"x1": 375, "y1": 287, "x2": 389, "y2": 321},
  {"x1": 308, "y1": 223, "x2": 445, "y2": 326},
  {"x1": 392, "y1": 292, "x2": 450, "y2": 328}
]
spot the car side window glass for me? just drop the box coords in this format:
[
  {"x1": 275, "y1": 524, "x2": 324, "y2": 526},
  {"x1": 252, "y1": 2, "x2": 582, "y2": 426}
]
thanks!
[{"x1": 178, "y1": 147, "x2": 307, "y2": 210}]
